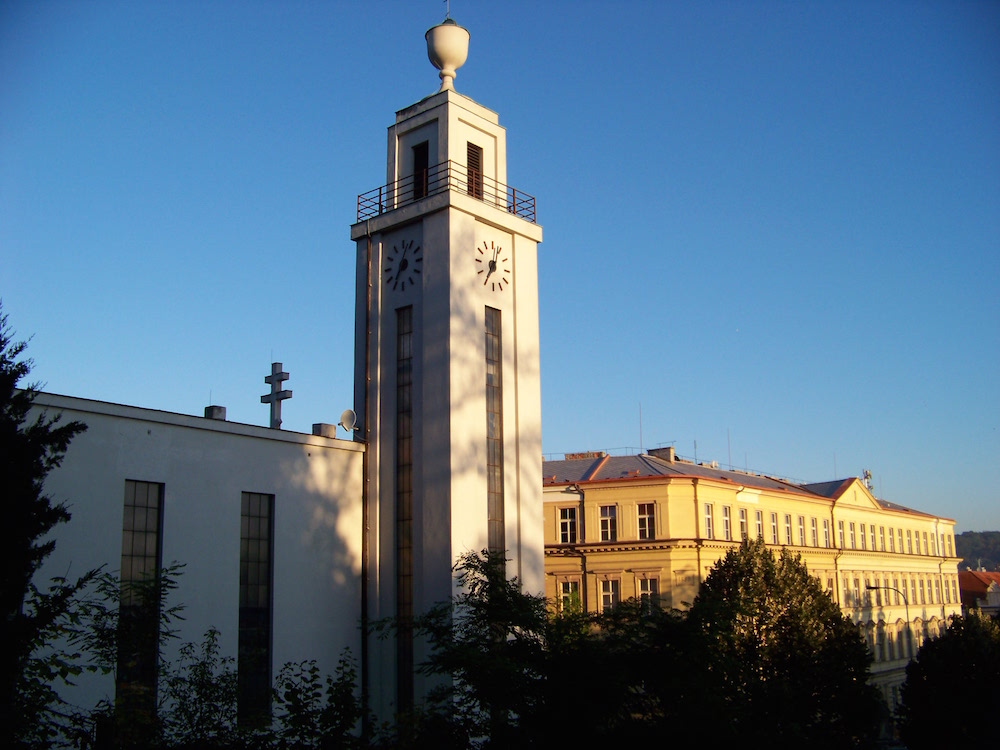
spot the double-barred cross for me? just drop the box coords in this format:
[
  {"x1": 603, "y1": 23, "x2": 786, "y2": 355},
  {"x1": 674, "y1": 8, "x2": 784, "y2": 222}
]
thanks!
[{"x1": 261, "y1": 362, "x2": 292, "y2": 429}]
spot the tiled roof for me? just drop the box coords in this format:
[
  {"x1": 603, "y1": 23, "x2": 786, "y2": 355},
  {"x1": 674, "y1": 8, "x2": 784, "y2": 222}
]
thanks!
[
  {"x1": 543, "y1": 453, "x2": 821, "y2": 496},
  {"x1": 958, "y1": 570, "x2": 1000, "y2": 598}
]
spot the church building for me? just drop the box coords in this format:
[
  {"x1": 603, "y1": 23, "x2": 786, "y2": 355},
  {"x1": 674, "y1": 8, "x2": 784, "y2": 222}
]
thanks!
[{"x1": 32, "y1": 17, "x2": 542, "y2": 726}]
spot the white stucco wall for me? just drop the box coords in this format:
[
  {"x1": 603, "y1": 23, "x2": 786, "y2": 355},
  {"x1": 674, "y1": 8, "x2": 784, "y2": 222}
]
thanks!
[{"x1": 31, "y1": 393, "x2": 364, "y2": 713}]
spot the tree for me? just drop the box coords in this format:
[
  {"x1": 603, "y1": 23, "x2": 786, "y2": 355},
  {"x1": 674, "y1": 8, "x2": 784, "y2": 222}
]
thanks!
[
  {"x1": 392, "y1": 550, "x2": 549, "y2": 749},
  {"x1": 898, "y1": 612, "x2": 1000, "y2": 749},
  {"x1": 0, "y1": 302, "x2": 89, "y2": 747},
  {"x1": 685, "y1": 538, "x2": 884, "y2": 748}
]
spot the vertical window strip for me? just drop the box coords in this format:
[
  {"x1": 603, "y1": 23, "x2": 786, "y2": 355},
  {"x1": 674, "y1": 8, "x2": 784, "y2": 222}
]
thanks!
[
  {"x1": 238, "y1": 492, "x2": 273, "y2": 726},
  {"x1": 396, "y1": 306, "x2": 414, "y2": 711},
  {"x1": 485, "y1": 307, "x2": 504, "y2": 556},
  {"x1": 118, "y1": 480, "x2": 164, "y2": 717}
]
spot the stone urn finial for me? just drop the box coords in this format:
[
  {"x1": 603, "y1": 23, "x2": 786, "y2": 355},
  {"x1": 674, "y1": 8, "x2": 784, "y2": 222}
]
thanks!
[{"x1": 425, "y1": 18, "x2": 470, "y2": 92}]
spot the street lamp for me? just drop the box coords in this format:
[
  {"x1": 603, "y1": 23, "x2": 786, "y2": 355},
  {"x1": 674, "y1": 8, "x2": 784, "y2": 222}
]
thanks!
[{"x1": 867, "y1": 583, "x2": 912, "y2": 658}]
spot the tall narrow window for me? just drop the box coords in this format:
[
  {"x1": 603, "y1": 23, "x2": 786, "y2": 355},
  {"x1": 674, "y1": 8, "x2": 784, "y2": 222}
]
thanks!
[
  {"x1": 704, "y1": 504, "x2": 714, "y2": 539},
  {"x1": 239, "y1": 491, "x2": 273, "y2": 726},
  {"x1": 559, "y1": 507, "x2": 577, "y2": 544},
  {"x1": 485, "y1": 307, "x2": 504, "y2": 555},
  {"x1": 860, "y1": 523, "x2": 867, "y2": 550},
  {"x1": 637, "y1": 503, "x2": 655, "y2": 540},
  {"x1": 739, "y1": 508, "x2": 748, "y2": 541},
  {"x1": 755, "y1": 510, "x2": 763, "y2": 539},
  {"x1": 467, "y1": 142, "x2": 483, "y2": 199},
  {"x1": 118, "y1": 480, "x2": 164, "y2": 719},
  {"x1": 722, "y1": 506, "x2": 732, "y2": 541},
  {"x1": 871, "y1": 525, "x2": 877, "y2": 551},
  {"x1": 785, "y1": 514, "x2": 793, "y2": 545},
  {"x1": 898, "y1": 528, "x2": 904, "y2": 554},
  {"x1": 770, "y1": 513, "x2": 779, "y2": 544},
  {"x1": 559, "y1": 580, "x2": 581, "y2": 612},
  {"x1": 798, "y1": 516, "x2": 806, "y2": 546},
  {"x1": 639, "y1": 578, "x2": 659, "y2": 614},
  {"x1": 600, "y1": 579, "x2": 620, "y2": 612},
  {"x1": 600, "y1": 505, "x2": 617, "y2": 542},
  {"x1": 811, "y1": 518, "x2": 818, "y2": 547},
  {"x1": 839, "y1": 521, "x2": 845, "y2": 548},
  {"x1": 395, "y1": 306, "x2": 414, "y2": 711},
  {"x1": 412, "y1": 141, "x2": 429, "y2": 200},
  {"x1": 823, "y1": 519, "x2": 831, "y2": 548}
]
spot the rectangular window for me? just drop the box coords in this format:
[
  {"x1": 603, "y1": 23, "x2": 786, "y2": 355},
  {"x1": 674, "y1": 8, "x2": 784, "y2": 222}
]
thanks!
[
  {"x1": 922, "y1": 532, "x2": 929, "y2": 555},
  {"x1": 600, "y1": 579, "x2": 620, "y2": 612},
  {"x1": 485, "y1": 307, "x2": 504, "y2": 555},
  {"x1": 910, "y1": 578, "x2": 917, "y2": 606},
  {"x1": 118, "y1": 480, "x2": 164, "y2": 717},
  {"x1": 811, "y1": 518, "x2": 818, "y2": 547},
  {"x1": 898, "y1": 528, "x2": 904, "y2": 554},
  {"x1": 879, "y1": 526, "x2": 886, "y2": 551},
  {"x1": 860, "y1": 523, "x2": 867, "y2": 550},
  {"x1": 930, "y1": 534, "x2": 937, "y2": 556},
  {"x1": 739, "y1": 508, "x2": 748, "y2": 541},
  {"x1": 771, "y1": 513, "x2": 779, "y2": 544},
  {"x1": 870, "y1": 525, "x2": 877, "y2": 551},
  {"x1": 467, "y1": 142, "x2": 483, "y2": 199},
  {"x1": 785, "y1": 514, "x2": 793, "y2": 545},
  {"x1": 798, "y1": 516, "x2": 806, "y2": 547},
  {"x1": 853, "y1": 578, "x2": 861, "y2": 608},
  {"x1": 722, "y1": 506, "x2": 732, "y2": 541},
  {"x1": 838, "y1": 521, "x2": 845, "y2": 548},
  {"x1": 395, "y1": 306, "x2": 414, "y2": 711},
  {"x1": 947, "y1": 535, "x2": 953, "y2": 557},
  {"x1": 888, "y1": 527, "x2": 895, "y2": 553},
  {"x1": 637, "y1": 503, "x2": 655, "y2": 540},
  {"x1": 934, "y1": 579, "x2": 941, "y2": 603},
  {"x1": 239, "y1": 491, "x2": 273, "y2": 726},
  {"x1": 919, "y1": 579, "x2": 926, "y2": 605},
  {"x1": 906, "y1": 530, "x2": 913, "y2": 554},
  {"x1": 559, "y1": 507, "x2": 577, "y2": 544},
  {"x1": 842, "y1": 576, "x2": 851, "y2": 607},
  {"x1": 600, "y1": 505, "x2": 617, "y2": 542},
  {"x1": 951, "y1": 579, "x2": 957, "y2": 603},
  {"x1": 705, "y1": 504, "x2": 714, "y2": 539},
  {"x1": 850, "y1": 523, "x2": 857, "y2": 549},
  {"x1": 559, "y1": 580, "x2": 580, "y2": 612},
  {"x1": 755, "y1": 510, "x2": 763, "y2": 540},
  {"x1": 823, "y1": 519, "x2": 831, "y2": 548},
  {"x1": 893, "y1": 578, "x2": 900, "y2": 605},
  {"x1": 412, "y1": 141, "x2": 429, "y2": 200},
  {"x1": 639, "y1": 578, "x2": 659, "y2": 613}
]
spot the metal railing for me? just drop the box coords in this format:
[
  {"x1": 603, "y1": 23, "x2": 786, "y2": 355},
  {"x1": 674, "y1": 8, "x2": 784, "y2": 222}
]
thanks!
[{"x1": 356, "y1": 160, "x2": 536, "y2": 223}]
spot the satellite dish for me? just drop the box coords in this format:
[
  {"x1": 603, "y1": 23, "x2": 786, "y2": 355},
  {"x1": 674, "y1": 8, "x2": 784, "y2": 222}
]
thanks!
[{"x1": 339, "y1": 409, "x2": 357, "y2": 433}]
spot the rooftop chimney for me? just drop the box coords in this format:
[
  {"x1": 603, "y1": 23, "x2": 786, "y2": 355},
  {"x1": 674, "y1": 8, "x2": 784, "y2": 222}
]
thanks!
[
  {"x1": 204, "y1": 405, "x2": 227, "y2": 421},
  {"x1": 649, "y1": 446, "x2": 675, "y2": 463}
]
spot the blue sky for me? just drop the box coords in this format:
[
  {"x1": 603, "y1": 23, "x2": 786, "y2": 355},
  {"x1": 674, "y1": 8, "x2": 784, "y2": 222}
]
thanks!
[{"x1": 2, "y1": 1, "x2": 997, "y2": 531}]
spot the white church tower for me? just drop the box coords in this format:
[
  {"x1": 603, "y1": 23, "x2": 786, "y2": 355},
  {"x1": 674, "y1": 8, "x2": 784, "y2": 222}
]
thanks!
[{"x1": 350, "y1": 19, "x2": 544, "y2": 716}]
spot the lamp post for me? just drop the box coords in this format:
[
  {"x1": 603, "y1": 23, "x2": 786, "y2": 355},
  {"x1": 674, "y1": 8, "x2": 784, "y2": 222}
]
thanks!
[{"x1": 867, "y1": 583, "x2": 912, "y2": 658}]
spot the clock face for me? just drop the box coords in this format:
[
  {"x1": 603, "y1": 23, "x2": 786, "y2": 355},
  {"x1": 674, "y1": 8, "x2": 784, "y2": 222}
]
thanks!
[
  {"x1": 475, "y1": 239, "x2": 510, "y2": 292},
  {"x1": 383, "y1": 239, "x2": 422, "y2": 292}
]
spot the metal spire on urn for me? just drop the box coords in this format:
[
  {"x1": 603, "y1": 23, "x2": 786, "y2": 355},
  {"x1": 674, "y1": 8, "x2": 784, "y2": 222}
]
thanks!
[{"x1": 425, "y1": 17, "x2": 469, "y2": 92}]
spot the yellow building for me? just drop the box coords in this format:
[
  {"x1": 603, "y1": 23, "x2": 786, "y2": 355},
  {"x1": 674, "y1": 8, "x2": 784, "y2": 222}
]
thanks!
[{"x1": 543, "y1": 447, "x2": 962, "y2": 708}]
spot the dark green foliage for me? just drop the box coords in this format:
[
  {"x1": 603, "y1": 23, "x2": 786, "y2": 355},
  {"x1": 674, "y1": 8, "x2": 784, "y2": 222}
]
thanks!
[
  {"x1": 898, "y1": 612, "x2": 1000, "y2": 749},
  {"x1": 273, "y1": 653, "x2": 363, "y2": 750},
  {"x1": 0, "y1": 302, "x2": 89, "y2": 748},
  {"x1": 685, "y1": 538, "x2": 884, "y2": 749},
  {"x1": 160, "y1": 627, "x2": 241, "y2": 749},
  {"x1": 402, "y1": 550, "x2": 549, "y2": 749},
  {"x1": 956, "y1": 530, "x2": 1000, "y2": 571}
]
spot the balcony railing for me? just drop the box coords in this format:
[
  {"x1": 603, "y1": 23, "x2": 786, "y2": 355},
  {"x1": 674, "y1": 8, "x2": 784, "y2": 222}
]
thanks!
[{"x1": 356, "y1": 159, "x2": 536, "y2": 223}]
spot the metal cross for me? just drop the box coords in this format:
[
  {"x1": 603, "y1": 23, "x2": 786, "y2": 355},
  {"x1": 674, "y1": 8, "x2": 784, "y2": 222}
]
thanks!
[{"x1": 261, "y1": 362, "x2": 292, "y2": 429}]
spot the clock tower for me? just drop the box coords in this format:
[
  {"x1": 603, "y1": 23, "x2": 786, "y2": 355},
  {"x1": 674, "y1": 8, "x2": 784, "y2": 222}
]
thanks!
[{"x1": 350, "y1": 18, "x2": 544, "y2": 717}]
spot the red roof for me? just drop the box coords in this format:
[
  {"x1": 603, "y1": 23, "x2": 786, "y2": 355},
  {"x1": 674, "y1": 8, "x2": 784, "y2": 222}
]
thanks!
[{"x1": 958, "y1": 570, "x2": 1000, "y2": 608}]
